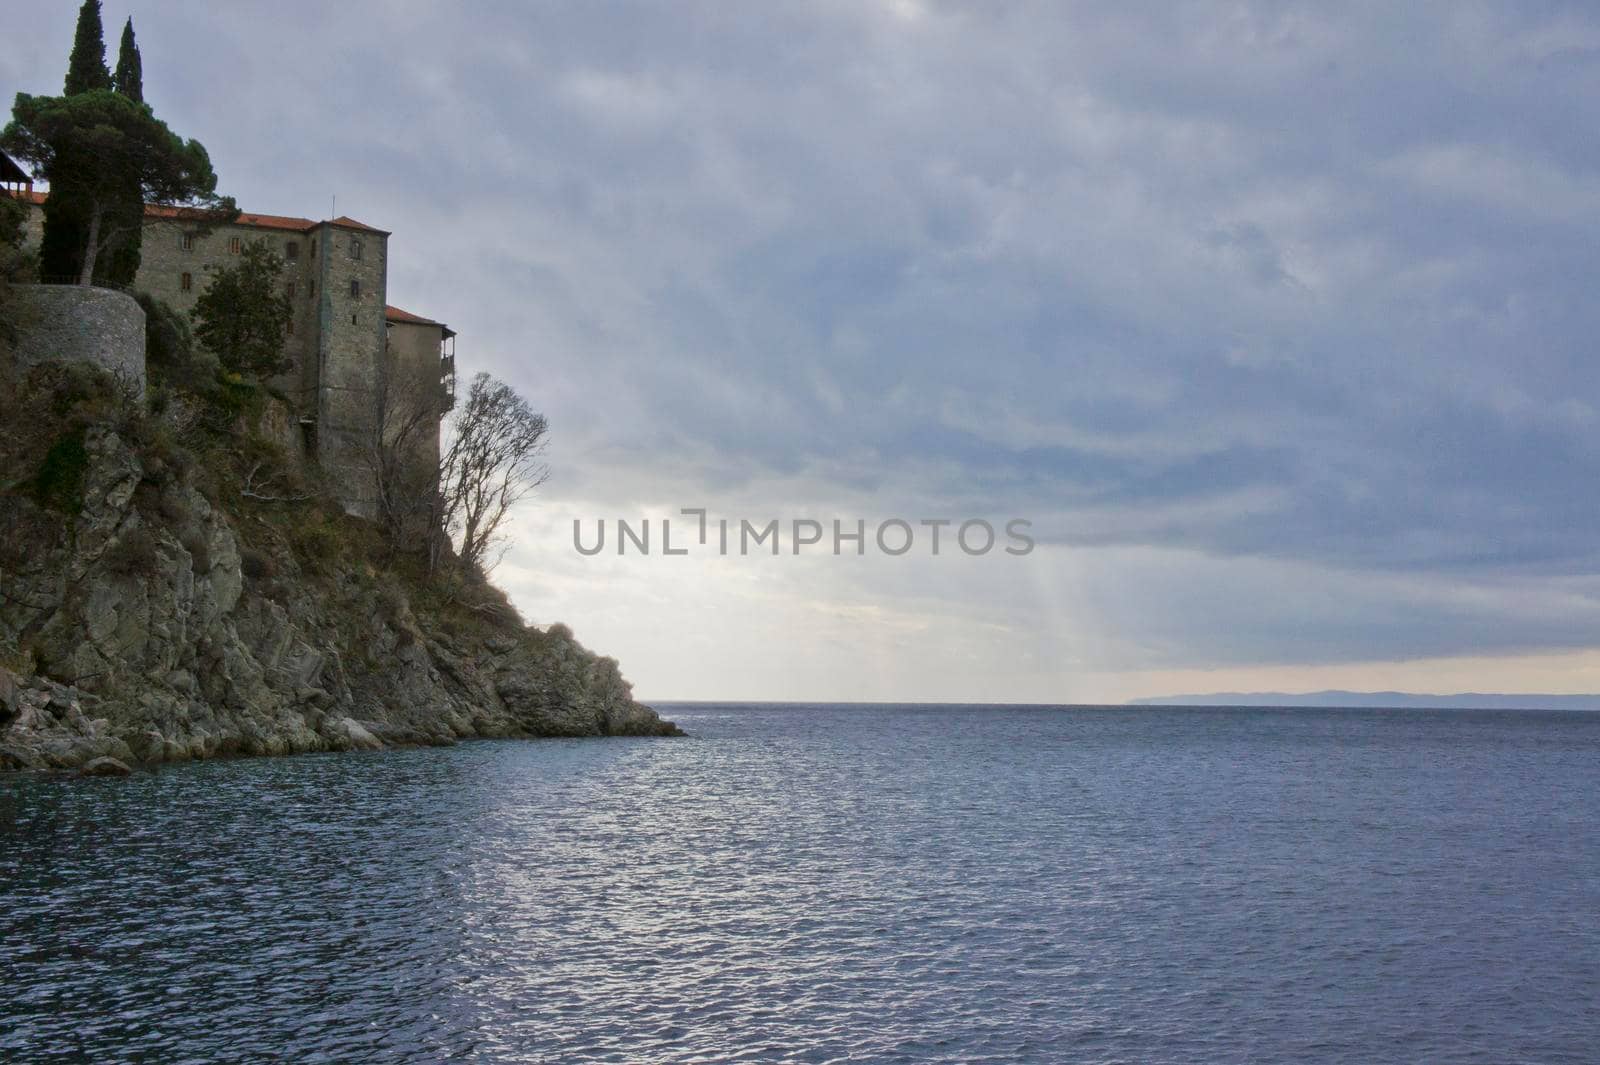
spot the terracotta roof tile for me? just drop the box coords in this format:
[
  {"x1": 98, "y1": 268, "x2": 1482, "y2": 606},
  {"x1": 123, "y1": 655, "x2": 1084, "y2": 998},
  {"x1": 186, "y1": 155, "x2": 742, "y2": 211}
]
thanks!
[
  {"x1": 384, "y1": 305, "x2": 442, "y2": 326},
  {"x1": 143, "y1": 202, "x2": 317, "y2": 231},
  {"x1": 385, "y1": 305, "x2": 454, "y2": 337},
  {"x1": 6, "y1": 189, "x2": 388, "y2": 236},
  {"x1": 328, "y1": 215, "x2": 390, "y2": 236}
]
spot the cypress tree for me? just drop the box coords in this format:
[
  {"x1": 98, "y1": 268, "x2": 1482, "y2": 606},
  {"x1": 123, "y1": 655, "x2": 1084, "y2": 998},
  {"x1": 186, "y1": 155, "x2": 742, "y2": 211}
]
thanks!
[
  {"x1": 114, "y1": 19, "x2": 143, "y2": 103},
  {"x1": 63, "y1": 0, "x2": 112, "y2": 96},
  {"x1": 43, "y1": 4, "x2": 154, "y2": 285},
  {"x1": 103, "y1": 18, "x2": 148, "y2": 285}
]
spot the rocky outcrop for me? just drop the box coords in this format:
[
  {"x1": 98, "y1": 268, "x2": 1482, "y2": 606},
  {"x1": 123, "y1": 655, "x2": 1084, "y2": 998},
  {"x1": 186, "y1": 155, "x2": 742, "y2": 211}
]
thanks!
[{"x1": 0, "y1": 423, "x2": 679, "y2": 773}]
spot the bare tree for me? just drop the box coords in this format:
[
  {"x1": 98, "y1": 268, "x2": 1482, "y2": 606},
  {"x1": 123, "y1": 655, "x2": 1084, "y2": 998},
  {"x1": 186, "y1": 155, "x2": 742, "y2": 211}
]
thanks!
[
  {"x1": 436, "y1": 373, "x2": 549, "y2": 576},
  {"x1": 364, "y1": 357, "x2": 449, "y2": 552}
]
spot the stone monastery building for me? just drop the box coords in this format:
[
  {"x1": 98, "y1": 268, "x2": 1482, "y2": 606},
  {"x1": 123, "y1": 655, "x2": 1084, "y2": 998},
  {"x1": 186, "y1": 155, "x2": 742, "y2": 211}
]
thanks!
[{"x1": 8, "y1": 187, "x2": 455, "y2": 516}]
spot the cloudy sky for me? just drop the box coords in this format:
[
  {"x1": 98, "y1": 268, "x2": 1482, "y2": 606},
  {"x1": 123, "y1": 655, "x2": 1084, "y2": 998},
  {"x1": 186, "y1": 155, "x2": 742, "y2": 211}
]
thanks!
[{"x1": 9, "y1": 2, "x2": 1600, "y2": 702}]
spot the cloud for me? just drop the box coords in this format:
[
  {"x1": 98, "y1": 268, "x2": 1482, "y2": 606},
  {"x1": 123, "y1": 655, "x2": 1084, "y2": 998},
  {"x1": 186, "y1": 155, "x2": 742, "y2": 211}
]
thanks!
[{"x1": 6, "y1": 1, "x2": 1599, "y2": 696}]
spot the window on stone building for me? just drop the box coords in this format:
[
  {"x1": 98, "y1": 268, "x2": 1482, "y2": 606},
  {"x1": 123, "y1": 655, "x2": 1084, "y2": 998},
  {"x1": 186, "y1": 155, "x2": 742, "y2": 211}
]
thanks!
[
  {"x1": 229, "y1": 236, "x2": 241, "y2": 254},
  {"x1": 311, "y1": 238, "x2": 317, "y2": 256},
  {"x1": 350, "y1": 279, "x2": 361, "y2": 298},
  {"x1": 310, "y1": 279, "x2": 316, "y2": 298},
  {"x1": 287, "y1": 281, "x2": 296, "y2": 299},
  {"x1": 286, "y1": 241, "x2": 299, "y2": 260},
  {"x1": 349, "y1": 239, "x2": 363, "y2": 261},
  {"x1": 287, "y1": 319, "x2": 295, "y2": 336},
  {"x1": 351, "y1": 313, "x2": 358, "y2": 325},
  {"x1": 181, "y1": 272, "x2": 192, "y2": 291},
  {"x1": 181, "y1": 233, "x2": 193, "y2": 251}
]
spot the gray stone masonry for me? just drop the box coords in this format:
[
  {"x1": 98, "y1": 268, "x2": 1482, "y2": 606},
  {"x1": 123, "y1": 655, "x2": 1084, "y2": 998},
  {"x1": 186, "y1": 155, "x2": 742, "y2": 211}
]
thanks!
[
  {"x1": 7, "y1": 285, "x2": 146, "y2": 395},
  {"x1": 7, "y1": 192, "x2": 449, "y2": 517}
]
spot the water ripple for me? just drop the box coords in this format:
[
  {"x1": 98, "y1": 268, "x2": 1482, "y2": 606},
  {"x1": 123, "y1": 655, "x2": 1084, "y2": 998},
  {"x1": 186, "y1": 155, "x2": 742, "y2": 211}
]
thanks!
[{"x1": 2, "y1": 705, "x2": 1598, "y2": 1063}]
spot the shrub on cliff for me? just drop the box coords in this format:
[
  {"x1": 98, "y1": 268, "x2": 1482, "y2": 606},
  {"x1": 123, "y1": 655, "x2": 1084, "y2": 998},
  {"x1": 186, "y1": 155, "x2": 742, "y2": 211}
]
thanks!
[
  {"x1": 0, "y1": 362, "x2": 137, "y2": 503},
  {"x1": 0, "y1": 195, "x2": 31, "y2": 353},
  {"x1": 0, "y1": 195, "x2": 25, "y2": 255},
  {"x1": 28, "y1": 430, "x2": 89, "y2": 515},
  {"x1": 137, "y1": 291, "x2": 215, "y2": 390},
  {"x1": 239, "y1": 545, "x2": 274, "y2": 582}
]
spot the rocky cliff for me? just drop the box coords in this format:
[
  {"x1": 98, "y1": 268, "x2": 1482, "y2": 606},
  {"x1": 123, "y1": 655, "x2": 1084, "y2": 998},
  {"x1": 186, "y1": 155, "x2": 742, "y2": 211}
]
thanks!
[{"x1": 0, "y1": 361, "x2": 679, "y2": 772}]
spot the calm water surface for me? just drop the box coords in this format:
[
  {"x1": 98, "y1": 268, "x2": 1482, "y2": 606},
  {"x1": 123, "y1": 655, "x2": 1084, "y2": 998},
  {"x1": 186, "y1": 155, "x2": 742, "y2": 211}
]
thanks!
[{"x1": 2, "y1": 704, "x2": 1598, "y2": 1063}]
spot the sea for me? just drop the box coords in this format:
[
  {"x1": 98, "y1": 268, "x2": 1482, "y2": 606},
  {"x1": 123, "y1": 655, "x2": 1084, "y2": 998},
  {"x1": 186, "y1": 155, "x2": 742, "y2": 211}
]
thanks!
[{"x1": 2, "y1": 703, "x2": 1597, "y2": 1063}]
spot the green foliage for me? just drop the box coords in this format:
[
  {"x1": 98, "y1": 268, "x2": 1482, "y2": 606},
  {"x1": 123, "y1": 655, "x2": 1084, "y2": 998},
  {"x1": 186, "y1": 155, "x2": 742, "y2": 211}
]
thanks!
[
  {"x1": 190, "y1": 241, "x2": 291, "y2": 377},
  {"x1": 0, "y1": 200, "x2": 27, "y2": 349},
  {"x1": 215, "y1": 373, "x2": 266, "y2": 420},
  {"x1": 113, "y1": 18, "x2": 142, "y2": 103},
  {"x1": 286, "y1": 512, "x2": 346, "y2": 570},
  {"x1": 0, "y1": 195, "x2": 24, "y2": 250},
  {"x1": 36, "y1": 361, "x2": 140, "y2": 435},
  {"x1": 30, "y1": 429, "x2": 88, "y2": 514},
  {"x1": 3, "y1": 89, "x2": 234, "y2": 285},
  {"x1": 64, "y1": 0, "x2": 112, "y2": 96},
  {"x1": 49, "y1": 1, "x2": 116, "y2": 282},
  {"x1": 0, "y1": 363, "x2": 134, "y2": 507},
  {"x1": 0, "y1": 196, "x2": 30, "y2": 319},
  {"x1": 135, "y1": 291, "x2": 273, "y2": 439},
  {"x1": 138, "y1": 290, "x2": 193, "y2": 364},
  {"x1": 38, "y1": 365, "x2": 118, "y2": 425},
  {"x1": 100, "y1": 201, "x2": 143, "y2": 285},
  {"x1": 127, "y1": 416, "x2": 194, "y2": 486},
  {"x1": 136, "y1": 290, "x2": 215, "y2": 388},
  {"x1": 109, "y1": 17, "x2": 146, "y2": 281},
  {"x1": 37, "y1": 193, "x2": 86, "y2": 284}
]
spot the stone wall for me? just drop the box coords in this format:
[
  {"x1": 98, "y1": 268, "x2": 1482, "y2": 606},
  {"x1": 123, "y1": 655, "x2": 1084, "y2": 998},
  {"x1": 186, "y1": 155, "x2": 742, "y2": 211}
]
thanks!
[
  {"x1": 19, "y1": 200, "x2": 44, "y2": 253},
  {"x1": 25, "y1": 199, "x2": 330, "y2": 412},
  {"x1": 12, "y1": 196, "x2": 422, "y2": 518},
  {"x1": 5, "y1": 285, "x2": 146, "y2": 394},
  {"x1": 137, "y1": 218, "x2": 321, "y2": 403},
  {"x1": 314, "y1": 226, "x2": 390, "y2": 516},
  {"x1": 127, "y1": 213, "x2": 394, "y2": 514},
  {"x1": 384, "y1": 317, "x2": 449, "y2": 459}
]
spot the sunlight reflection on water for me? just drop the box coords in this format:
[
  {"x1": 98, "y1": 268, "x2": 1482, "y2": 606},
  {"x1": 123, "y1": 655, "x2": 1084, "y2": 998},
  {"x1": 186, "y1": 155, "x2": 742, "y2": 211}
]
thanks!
[{"x1": 3, "y1": 704, "x2": 1598, "y2": 1063}]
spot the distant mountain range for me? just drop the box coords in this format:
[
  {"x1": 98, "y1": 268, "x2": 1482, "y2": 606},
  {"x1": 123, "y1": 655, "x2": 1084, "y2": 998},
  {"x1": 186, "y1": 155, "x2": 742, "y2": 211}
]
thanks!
[{"x1": 1131, "y1": 691, "x2": 1600, "y2": 710}]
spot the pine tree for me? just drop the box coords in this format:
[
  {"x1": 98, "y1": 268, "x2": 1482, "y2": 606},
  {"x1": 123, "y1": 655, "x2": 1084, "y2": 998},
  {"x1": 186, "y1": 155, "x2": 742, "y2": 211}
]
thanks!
[
  {"x1": 5, "y1": 92, "x2": 234, "y2": 286},
  {"x1": 37, "y1": 197, "x2": 87, "y2": 284},
  {"x1": 114, "y1": 19, "x2": 143, "y2": 103},
  {"x1": 64, "y1": 0, "x2": 112, "y2": 96}
]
